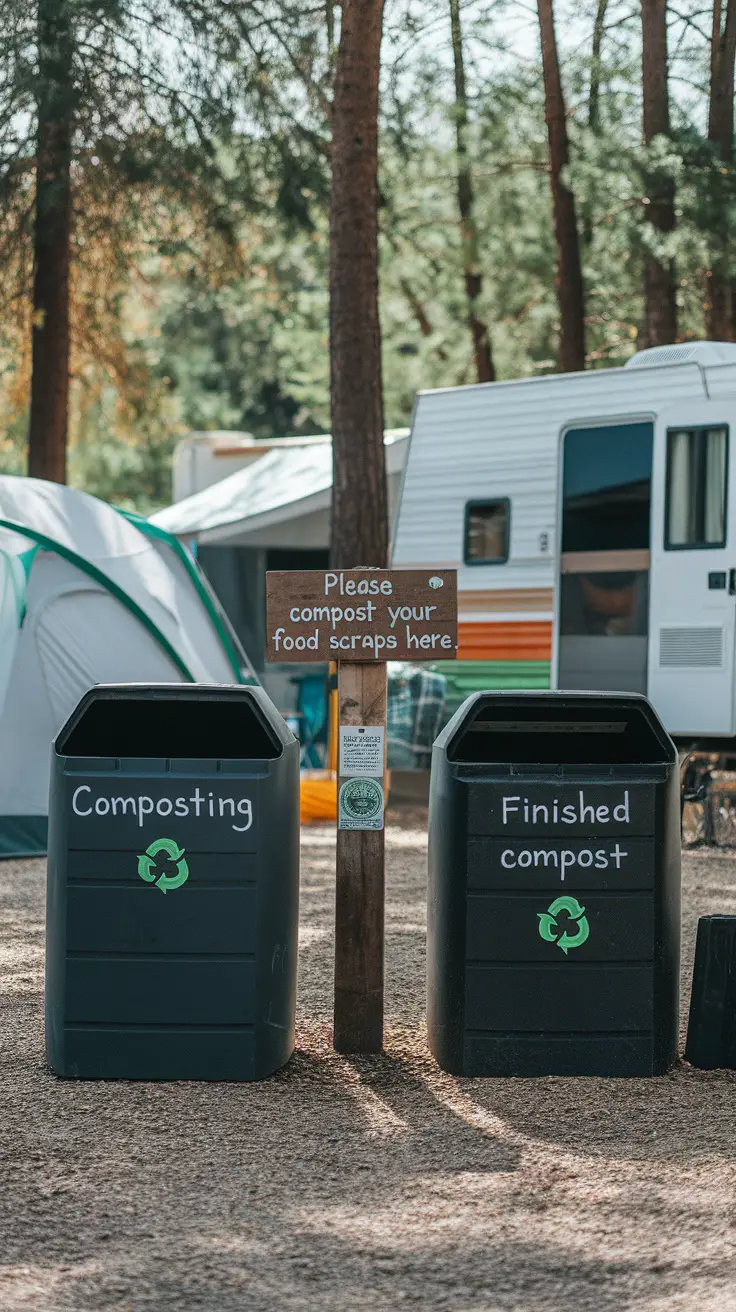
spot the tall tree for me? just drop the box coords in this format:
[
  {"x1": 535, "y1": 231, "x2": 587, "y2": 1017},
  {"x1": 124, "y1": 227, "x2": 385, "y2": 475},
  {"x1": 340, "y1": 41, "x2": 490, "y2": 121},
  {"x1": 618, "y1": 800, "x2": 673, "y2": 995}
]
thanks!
[
  {"x1": 641, "y1": 0, "x2": 677, "y2": 345},
  {"x1": 329, "y1": 0, "x2": 387, "y2": 1058},
  {"x1": 329, "y1": 0, "x2": 388, "y2": 568},
  {"x1": 28, "y1": 0, "x2": 73, "y2": 483},
  {"x1": 537, "y1": 0, "x2": 586, "y2": 371},
  {"x1": 705, "y1": 0, "x2": 736, "y2": 340},
  {"x1": 582, "y1": 0, "x2": 609, "y2": 248},
  {"x1": 589, "y1": 0, "x2": 610, "y2": 133},
  {"x1": 449, "y1": 0, "x2": 494, "y2": 383},
  {"x1": 1, "y1": 0, "x2": 315, "y2": 485}
]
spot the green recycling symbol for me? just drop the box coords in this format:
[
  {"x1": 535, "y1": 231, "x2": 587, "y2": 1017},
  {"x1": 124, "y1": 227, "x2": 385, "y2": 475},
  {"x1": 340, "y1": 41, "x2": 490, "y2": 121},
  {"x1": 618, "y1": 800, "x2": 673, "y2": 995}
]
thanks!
[
  {"x1": 537, "y1": 895, "x2": 590, "y2": 955},
  {"x1": 137, "y1": 837, "x2": 189, "y2": 895}
]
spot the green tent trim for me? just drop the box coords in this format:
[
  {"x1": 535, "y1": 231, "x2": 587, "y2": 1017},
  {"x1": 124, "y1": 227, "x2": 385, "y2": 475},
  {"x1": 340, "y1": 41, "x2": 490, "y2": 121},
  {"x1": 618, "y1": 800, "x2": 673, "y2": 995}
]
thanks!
[
  {"x1": 0, "y1": 516, "x2": 194, "y2": 681},
  {"x1": 0, "y1": 816, "x2": 47, "y2": 858},
  {"x1": 120, "y1": 509, "x2": 249, "y2": 685}
]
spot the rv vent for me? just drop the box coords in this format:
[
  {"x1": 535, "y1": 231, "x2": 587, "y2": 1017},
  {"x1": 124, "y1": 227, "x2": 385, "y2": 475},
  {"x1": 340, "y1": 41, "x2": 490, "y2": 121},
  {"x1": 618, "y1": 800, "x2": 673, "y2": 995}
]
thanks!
[
  {"x1": 625, "y1": 342, "x2": 736, "y2": 369},
  {"x1": 659, "y1": 626, "x2": 723, "y2": 667}
]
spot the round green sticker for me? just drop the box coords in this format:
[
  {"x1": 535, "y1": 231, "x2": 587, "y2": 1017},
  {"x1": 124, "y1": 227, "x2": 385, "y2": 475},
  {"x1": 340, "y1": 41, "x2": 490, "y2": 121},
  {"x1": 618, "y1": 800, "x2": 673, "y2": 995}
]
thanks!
[{"x1": 339, "y1": 778, "x2": 384, "y2": 822}]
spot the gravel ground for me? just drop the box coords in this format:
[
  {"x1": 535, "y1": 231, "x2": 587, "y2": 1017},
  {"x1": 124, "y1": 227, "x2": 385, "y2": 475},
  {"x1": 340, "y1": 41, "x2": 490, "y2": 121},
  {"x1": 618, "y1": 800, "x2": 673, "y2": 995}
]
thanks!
[{"x1": 1, "y1": 813, "x2": 736, "y2": 1311}]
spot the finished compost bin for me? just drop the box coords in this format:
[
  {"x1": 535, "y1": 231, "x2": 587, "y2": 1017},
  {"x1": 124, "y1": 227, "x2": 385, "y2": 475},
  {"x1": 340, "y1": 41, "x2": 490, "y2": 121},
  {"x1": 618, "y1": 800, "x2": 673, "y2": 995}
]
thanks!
[{"x1": 427, "y1": 691, "x2": 680, "y2": 1077}]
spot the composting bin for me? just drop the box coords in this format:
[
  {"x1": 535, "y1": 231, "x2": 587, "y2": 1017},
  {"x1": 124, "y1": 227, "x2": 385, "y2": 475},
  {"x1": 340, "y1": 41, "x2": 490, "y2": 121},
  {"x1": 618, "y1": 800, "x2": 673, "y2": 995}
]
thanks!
[
  {"x1": 45, "y1": 683, "x2": 299, "y2": 1080},
  {"x1": 427, "y1": 691, "x2": 680, "y2": 1077}
]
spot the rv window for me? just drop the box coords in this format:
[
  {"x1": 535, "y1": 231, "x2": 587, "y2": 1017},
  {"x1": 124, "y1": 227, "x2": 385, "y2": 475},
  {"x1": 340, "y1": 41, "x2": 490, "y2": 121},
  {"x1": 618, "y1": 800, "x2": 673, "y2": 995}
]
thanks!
[
  {"x1": 561, "y1": 422, "x2": 653, "y2": 553},
  {"x1": 665, "y1": 426, "x2": 728, "y2": 549},
  {"x1": 464, "y1": 499, "x2": 510, "y2": 564}
]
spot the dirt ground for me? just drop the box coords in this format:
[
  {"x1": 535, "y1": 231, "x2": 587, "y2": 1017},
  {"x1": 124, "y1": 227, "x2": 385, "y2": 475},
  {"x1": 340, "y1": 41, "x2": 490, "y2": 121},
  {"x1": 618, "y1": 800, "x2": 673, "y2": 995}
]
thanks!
[{"x1": 1, "y1": 813, "x2": 735, "y2": 1312}]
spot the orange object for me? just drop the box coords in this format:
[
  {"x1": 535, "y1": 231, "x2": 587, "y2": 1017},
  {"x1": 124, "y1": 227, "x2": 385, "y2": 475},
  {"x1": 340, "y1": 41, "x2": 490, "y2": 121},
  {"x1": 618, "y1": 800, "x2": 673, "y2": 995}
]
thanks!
[
  {"x1": 300, "y1": 666, "x2": 338, "y2": 823},
  {"x1": 300, "y1": 772, "x2": 337, "y2": 824},
  {"x1": 579, "y1": 576, "x2": 635, "y2": 618}
]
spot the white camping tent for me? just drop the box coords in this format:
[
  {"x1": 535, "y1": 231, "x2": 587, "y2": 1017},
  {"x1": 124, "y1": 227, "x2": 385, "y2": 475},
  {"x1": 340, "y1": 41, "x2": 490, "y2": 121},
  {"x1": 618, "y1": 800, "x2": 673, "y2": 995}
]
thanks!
[{"x1": 0, "y1": 476, "x2": 253, "y2": 857}]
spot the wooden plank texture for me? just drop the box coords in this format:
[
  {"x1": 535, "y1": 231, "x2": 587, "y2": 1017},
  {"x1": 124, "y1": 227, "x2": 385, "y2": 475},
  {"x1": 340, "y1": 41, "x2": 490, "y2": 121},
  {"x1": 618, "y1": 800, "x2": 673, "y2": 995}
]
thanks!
[
  {"x1": 333, "y1": 661, "x2": 387, "y2": 1052},
  {"x1": 265, "y1": 568, "x2": 457, "y2": 662}
]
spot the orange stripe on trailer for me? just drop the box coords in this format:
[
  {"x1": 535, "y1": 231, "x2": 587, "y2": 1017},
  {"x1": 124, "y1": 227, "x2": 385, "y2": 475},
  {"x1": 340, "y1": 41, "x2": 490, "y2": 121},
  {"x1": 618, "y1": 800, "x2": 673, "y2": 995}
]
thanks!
[
  {"x1": 459, "y1": 588, "x2": 554, "y2": 614},
  {"x1": 457, "y1": 620, "x2": 553, "y2": 661}
]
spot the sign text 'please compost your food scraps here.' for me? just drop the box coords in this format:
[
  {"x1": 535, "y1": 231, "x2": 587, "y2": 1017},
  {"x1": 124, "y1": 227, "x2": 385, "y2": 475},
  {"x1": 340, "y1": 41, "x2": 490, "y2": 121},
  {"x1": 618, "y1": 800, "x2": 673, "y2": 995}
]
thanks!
[{"x1": 265, "y1": 570, "x2": 458, "y2": 662}]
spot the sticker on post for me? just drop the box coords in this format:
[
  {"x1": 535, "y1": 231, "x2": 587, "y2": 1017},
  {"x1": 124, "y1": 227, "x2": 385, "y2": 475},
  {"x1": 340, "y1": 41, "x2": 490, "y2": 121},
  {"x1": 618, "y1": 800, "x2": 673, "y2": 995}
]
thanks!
[
  {"x1": 339, "y1": 725, "x2": 384, "y2": 778},
  {"x1": 339, "y1": 777, "x2": 385, "y2": 831}
]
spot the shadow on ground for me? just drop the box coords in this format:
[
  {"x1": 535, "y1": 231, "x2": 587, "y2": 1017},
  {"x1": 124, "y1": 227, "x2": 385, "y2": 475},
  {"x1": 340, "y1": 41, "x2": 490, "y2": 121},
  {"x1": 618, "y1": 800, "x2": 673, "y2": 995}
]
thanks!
[{"x1": 0, "y1": 835, "x2": 735, "y2": 1309}]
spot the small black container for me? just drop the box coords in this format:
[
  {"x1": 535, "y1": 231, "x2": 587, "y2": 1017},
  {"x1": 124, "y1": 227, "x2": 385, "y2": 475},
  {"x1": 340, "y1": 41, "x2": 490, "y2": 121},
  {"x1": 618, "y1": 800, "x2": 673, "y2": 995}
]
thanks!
[
  {"x1": 685, "y1": 916, "x2": 736, "y2": 1069},
  {"x1": 45, "y1": 683, "x2": 299, "y2": 1080},
  {"x1": 427, "y1": 691, "x2": 680, "y2": 1077}
]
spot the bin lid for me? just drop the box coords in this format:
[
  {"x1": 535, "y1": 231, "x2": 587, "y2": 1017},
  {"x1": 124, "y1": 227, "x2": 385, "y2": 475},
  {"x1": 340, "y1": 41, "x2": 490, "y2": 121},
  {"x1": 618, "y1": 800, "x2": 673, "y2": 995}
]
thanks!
[
  {"x1": 436, "y1": 690, "x2": 676, "y2": 768},
  {"x1": 55, "y1": 683, "x2": 296, "y2": 762}
]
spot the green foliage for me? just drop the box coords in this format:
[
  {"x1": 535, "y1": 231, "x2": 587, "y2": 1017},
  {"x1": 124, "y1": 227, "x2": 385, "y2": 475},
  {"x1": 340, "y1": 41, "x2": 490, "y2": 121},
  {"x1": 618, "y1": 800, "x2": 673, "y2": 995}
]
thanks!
[
  {"x1": 148, "y1": 218, "x2": 331, "y2": 438},
  {"x1": 0, "y1": 0, "x2": 328, "y2": 504},
  {"x1": 1, "y1": 0, "x2": 735, "y2": 511},
  {"x1": 69, "y1": 433, "x2": 176, "y2": 514}
]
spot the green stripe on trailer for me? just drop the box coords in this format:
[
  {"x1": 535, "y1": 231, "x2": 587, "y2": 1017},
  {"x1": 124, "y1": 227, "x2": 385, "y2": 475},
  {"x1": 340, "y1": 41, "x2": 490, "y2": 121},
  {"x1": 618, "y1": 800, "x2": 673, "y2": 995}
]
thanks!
[{"x1": 429, "y1": 659, "x2": 551, "y2": 717}]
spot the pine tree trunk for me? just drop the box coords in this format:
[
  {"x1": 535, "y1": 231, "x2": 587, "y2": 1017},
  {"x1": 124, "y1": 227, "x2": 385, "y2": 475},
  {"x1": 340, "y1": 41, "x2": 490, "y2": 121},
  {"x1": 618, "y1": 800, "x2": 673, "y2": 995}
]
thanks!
[
  {"x1": 537, "y1": 0, "x2": 586, "y2": 372},
  {"x1": 582, "y1": 0, "x2": 609, "y2": 247},
  {"x1": 641, "y1": 0, "x2": 677, "y2": 347},
  {"x1": 326, "y1": 0, "x2": 335, "y2": 54},
  {"x1": 329, "y1": 0, "x2": 388, "y2": 569},
  {"x1": 706, "y1": 0, "x2": 736, "y2": 340},
  {"x1": 28, "y1": 0, "x2": 73, "y2": 484},
  {"x1": 589, "y1": 0, "x2": 609, "y2": 133},
  {"x1": 449, "y1": 0, "x2": 494, "y2": 383}
]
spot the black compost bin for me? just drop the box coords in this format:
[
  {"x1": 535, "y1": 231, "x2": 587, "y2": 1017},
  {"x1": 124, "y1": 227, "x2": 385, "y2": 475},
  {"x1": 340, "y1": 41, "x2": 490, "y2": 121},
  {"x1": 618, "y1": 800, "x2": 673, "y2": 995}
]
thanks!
[
  {"x1": 45, "y1": 683, "x2": 299, "y2": 1081},
  {"x1": 427, "y1": 691, "x2": 680, "y2": 1078}
]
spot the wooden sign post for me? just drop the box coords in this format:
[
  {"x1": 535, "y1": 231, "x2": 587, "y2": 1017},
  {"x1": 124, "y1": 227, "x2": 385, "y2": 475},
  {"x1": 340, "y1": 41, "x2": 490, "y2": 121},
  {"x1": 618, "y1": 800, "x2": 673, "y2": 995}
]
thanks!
[
  {"x1": 266, "y1": 567, "x2": 458, "y2": 1052},
  {"x1": 334, "y1": 659, "x2": 387, "y2": 1052}
]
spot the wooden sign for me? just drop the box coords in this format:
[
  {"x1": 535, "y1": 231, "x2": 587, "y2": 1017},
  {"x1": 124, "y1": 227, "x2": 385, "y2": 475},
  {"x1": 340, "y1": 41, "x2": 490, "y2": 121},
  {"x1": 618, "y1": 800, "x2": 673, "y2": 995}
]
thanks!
[
  {"x1": 265, "y1": 569, "x2": 458, "y2": 663},
  {"x1": 265, "y1": 566, "x2": 458, "y2": 1057}
]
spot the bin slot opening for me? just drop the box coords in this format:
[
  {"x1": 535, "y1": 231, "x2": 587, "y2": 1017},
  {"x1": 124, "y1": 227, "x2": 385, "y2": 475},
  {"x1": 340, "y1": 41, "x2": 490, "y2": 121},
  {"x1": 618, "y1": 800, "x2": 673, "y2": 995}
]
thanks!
[
  {"x1": 448, "y1": 702, "x2": 670, "y2": 765},
  {"x1": 59, "y1": 697, "x2": 281, "y2": 760}
]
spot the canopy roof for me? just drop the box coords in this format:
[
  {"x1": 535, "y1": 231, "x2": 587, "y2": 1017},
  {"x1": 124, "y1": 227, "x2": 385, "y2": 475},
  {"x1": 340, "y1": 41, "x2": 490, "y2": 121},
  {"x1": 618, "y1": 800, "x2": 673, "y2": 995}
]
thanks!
[{"x1": 152, "y1": 431, "x2": 409, "y2": 543}]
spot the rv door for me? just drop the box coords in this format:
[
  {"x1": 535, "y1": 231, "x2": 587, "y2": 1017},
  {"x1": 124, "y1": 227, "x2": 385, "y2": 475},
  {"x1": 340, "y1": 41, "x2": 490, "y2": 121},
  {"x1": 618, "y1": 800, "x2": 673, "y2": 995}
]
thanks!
[{"x1": 649, "y1": 400, "x2": 736, "y2": 736}]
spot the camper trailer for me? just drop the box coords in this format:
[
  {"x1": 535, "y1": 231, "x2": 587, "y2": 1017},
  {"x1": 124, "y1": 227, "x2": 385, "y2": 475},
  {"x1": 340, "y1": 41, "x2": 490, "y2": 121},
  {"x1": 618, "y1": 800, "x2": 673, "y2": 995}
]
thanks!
[{"x1": 392, "y1": 341, "x2": 736, "y2": 746}]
